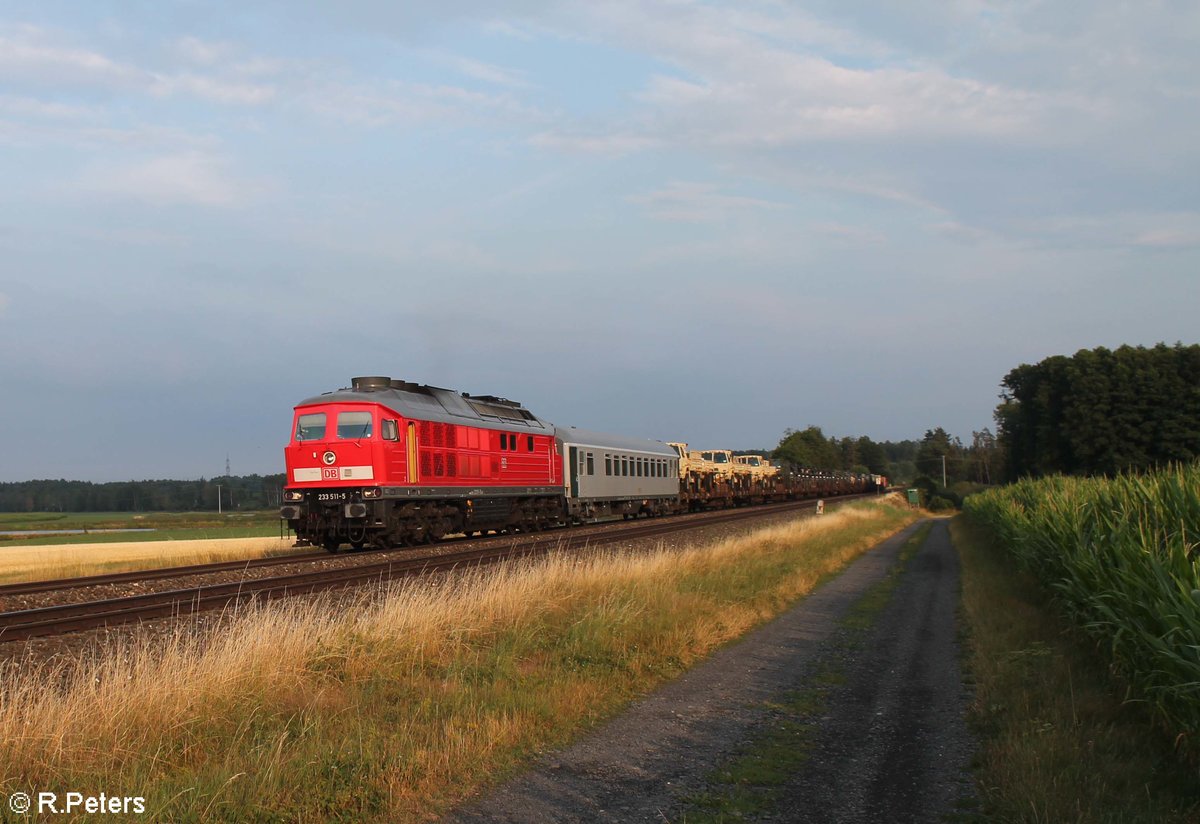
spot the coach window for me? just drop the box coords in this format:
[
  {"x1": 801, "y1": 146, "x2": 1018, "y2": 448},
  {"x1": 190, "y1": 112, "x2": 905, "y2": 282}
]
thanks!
[
  {"x1": 295, "y1": 413, "x2": 326, "y2": 441},
  {"x1": 336, "y1": 411, "x2": 372, "y2": 439},
  {"x1": 586, "y1": 453, "x2": 594, "y2": 475},
  {"x1": 621, "y1": 457, "x2": 627, "y2": 476},
  {"x1": 605, "y1": 456, "x2": 612, "y2": 476}
]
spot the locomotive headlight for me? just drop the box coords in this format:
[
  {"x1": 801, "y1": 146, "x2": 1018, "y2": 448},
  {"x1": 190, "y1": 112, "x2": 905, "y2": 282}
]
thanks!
[
  {"x1": 284, "y1": 490, "x2": 304, "y2": 502},
  {"x1": 362, "y1": 487, "x2": 381, "y2": 498}
]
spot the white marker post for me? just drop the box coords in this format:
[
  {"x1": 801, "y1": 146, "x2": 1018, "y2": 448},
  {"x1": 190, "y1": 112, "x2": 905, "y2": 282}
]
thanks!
[{"x1": 816, "y1": 499, "x2": 824, "y2": 515}]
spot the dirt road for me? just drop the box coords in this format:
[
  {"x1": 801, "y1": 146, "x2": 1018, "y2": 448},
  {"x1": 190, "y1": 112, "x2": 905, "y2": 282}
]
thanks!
[{"x1": 447, "y1": 520, "x2": 976, "y2": 823}]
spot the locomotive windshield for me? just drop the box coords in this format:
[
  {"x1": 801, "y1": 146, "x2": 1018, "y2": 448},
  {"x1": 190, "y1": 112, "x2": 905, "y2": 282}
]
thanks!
[
  {"x1": 337, "y1": 411, "x2": 373, "y2": 439},
  {"x1": 295, "y1": 413, "x2": 326, "y2": 441}
]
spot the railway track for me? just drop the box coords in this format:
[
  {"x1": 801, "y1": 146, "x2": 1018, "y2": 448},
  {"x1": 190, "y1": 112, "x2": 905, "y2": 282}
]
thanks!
[{"x1": 0, "y1": 496, "x2": 866, "y2": 643}]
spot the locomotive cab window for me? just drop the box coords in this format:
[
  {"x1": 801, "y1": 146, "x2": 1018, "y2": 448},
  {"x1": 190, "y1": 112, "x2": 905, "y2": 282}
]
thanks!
[
  {"x1": 336, "y1": 411, "x2": 372, "y2": 439},
  {"x1": 295, "y1": 413, "x2": 327, "y2": 441},
  {"x1": 381, "y1": 419, "x2": 399, "y2": 441}
]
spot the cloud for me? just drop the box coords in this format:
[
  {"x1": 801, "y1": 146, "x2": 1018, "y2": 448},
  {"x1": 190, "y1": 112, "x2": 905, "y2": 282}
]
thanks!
[
  {"x1": 528, "y1": 1, "x2": 1090, "y2": 155},
  {"x1": 628, "y1": 181, "x2": 787, "y2": 222},
  {"x1": 810, "y1": 222, "x2": 886, "y2": 245},
  {"x1": 440, "y1": 54, "x2": 529, "y2": 88},
  {"x1": 0, "y1": 94, "x2": 96, "y2": 120},
  {"x1": 305, "y1": 78, "x2": 542, "y2": 128},
  {"x1": 1, "y1": 25, "x2": 279, "y2": 107},
  {"x1": 0, "y1": 26, "x2": 140, "y2": 88},
  {"x1": 174, "y1": 36, "x2": 235, "y2": 66},
  {"x1": 929, "y1": 222, "x2": 995, "y2": 245},
  {"x1": 1009, "y1": 212, "x2": 1200, "y2": 251},
  {"x1": 149, "y1": 73, "x2": 276, "y2": 105},
  {"x1": 529, "y1": 130, "x2": 660, "y2": 156},
  {"x1": 75, "y1": 152, "x2": 260, "y2": 206},
  {"x1": 1132, "y1": 227, "x2": 1200, "y2": 249}
]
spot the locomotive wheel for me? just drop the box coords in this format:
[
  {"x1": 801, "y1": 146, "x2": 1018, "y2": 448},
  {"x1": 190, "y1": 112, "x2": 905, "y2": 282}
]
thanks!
[
  {"x1": 351, "y1": 540, "x2": 365, "y2": 550},
  {"x1": 322, "y1": 536, "x2": 340, "y2": 553}
]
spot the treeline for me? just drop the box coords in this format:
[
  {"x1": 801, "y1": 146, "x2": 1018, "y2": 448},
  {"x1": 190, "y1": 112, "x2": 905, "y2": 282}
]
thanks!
[
  {"x1": 996, "y1": 343, "x2": 1200, "y2": 479},
  {"x1": 0, "y1": 474, "x2": 288, "y2": 513},
  {"x1": 770, "y1": 426, "x2": 1002, "y2": 485}
]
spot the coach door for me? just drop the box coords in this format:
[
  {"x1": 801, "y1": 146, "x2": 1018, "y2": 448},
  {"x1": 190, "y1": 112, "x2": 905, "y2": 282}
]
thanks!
[{"x1": 568, "y1": 446, "x2": 579, "y2": 498}]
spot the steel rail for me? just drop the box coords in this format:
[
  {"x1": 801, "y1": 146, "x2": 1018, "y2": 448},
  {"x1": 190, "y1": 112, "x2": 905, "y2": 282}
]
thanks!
[
  {"x1": 0, "y1": 494, "x2": 855, "y2": 598},
  {"x1": 0, "y1": 495, "x2": 867, "y2": 642}
]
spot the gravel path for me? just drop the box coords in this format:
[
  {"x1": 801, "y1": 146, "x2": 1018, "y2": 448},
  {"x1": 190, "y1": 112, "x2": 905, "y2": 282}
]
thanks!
[{"x1": 447, "y1": 519, "x2": 976, "y2": 823}]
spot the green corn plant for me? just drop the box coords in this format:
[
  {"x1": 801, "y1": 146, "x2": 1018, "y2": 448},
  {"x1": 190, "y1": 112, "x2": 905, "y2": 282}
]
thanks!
[{"x1": 965, "y1": 465, "x2": 1200, "y2": 760}]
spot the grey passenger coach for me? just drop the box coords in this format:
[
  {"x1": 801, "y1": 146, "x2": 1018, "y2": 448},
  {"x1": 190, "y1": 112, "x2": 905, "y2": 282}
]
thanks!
[{"x1": 556, "y1": 426, "x2": 680, "y2": 520}]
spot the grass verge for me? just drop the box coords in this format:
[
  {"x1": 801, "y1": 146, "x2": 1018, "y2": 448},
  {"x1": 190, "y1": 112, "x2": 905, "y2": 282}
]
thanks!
[
  {"x1": 0, "y1": 501, "x2": 916, "y2": 823},
  {"x1": 682, "y1": 522, "x2": 933, "y2": 822},
  {"x1": 952, "y1": 515, "x2": 1200, "y2": 823}
]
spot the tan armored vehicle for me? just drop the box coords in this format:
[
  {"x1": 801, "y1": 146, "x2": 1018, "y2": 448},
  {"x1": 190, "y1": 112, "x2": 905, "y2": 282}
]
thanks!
[
  {"x1": 697, "y1": 449, "x2": 752, "y2": 482},
  {"x1": 733, "y1": 454, "x2": 780, "y2": 480}
]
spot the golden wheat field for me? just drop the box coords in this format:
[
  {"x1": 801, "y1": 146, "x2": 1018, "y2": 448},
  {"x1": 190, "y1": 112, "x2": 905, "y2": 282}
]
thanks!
[{"x1": 0, "y1": 536, "x2": 300, "y2": 584}]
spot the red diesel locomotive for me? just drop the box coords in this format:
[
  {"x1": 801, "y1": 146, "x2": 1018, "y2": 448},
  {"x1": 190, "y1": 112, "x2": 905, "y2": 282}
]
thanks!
[{"x1": 280, "y1": 376, "x2": 565, "y2": 550}]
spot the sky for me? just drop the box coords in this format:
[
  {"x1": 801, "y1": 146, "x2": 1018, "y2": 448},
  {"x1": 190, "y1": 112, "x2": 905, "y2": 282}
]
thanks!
[{"x1": 0, "y1": 1, "x2": 1197, "y2": 482}]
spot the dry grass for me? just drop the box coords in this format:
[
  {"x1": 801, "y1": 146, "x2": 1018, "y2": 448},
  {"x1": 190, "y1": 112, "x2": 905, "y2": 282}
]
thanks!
[
  {"x1": 0, "y1": 537, "x2": 300, "y2": 584},
  {"x1": 0, "y1": 502, "x2": 915, "y2": 822}
]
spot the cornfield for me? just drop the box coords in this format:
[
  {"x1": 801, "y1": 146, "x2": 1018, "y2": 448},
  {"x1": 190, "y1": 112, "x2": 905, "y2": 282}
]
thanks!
[{"x1": 964, "y1": 465, "x2": 1200, "y2": 757}]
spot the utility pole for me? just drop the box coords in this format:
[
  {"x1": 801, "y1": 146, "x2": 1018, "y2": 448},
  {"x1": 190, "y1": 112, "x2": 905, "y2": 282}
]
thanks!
[
  {"x1": 942, "y1": 455, "x2": 947, "y2": 488},
  {"x1": 216, "y1": 484, "x2": 223, "y2": 515}
]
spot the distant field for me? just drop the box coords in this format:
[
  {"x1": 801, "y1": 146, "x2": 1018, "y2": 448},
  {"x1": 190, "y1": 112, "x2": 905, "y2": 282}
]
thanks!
[
  {"x1": 0, "y1": 536, "x2": 303, "y2": 584},
  {"x1": 0, "y1": 511, "x2": 285, "y2": 547}
]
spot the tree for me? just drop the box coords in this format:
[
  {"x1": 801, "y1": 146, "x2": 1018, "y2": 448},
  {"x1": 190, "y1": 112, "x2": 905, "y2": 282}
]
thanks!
[
  {"x1": 855, "y1": 436, "x2": 889, "y2": 476},
  {"x1": 774, "y1": 426, "x2": 843, "y2": 469},
  {"x1": 916, "y1": 428, "x2": 964, "y2": 485},
  {"x1": 967, "y1": 428, "x2": 1002, "y2": 485},
  {"x1": 996, "y1": 343, "x2": 1200, "y2": 479}
]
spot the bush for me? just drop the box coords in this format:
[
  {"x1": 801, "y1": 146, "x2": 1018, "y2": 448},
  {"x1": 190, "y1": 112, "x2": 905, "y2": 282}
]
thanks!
[{"x1": 927, "y1": 495, "x2": 957, "y2": 512}]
